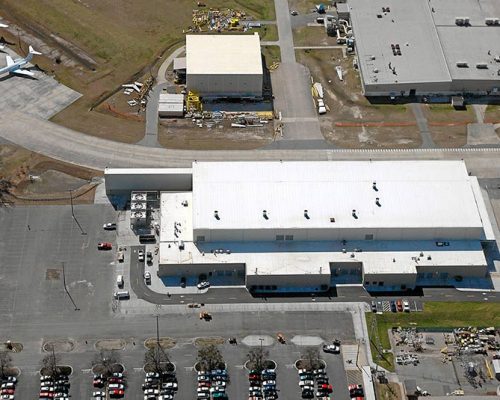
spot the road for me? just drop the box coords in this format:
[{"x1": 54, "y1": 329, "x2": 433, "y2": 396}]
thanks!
[{"x1": 2, "y1": 112, "x2": 500, "y2": 172}]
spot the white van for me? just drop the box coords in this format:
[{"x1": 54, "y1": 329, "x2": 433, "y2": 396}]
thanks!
[
  {"x1": 113, "y1": 290, "x2": 129, "y2": 300},
  {"x1": 116, "y1": 275, "x2": 124, "y2": 288}
]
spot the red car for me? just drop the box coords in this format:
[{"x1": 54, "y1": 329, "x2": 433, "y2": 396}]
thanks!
[
  {"x1": 97, "y1": 242, "x2": 112, "y2": 250},
  {"x1": 349, "y1": 384, "x2": 364, "y2": 398},
  {"x1": 109, "y1": 377, "x2": 123, "y2": 384},
  {"x1": 1, "y1": 389, "x2": 14, "y2": 395},
  {"x1": 40, "y1": 392, "x2": 54, "y2": 398},
  {"x1": 321, "y1": 384, "x2": 333, "y2": 393},
  {"x1": 109, "y1": 389, "x2": 125, "y2": 398}
]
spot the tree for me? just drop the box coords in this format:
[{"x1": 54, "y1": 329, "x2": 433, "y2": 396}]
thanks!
[
  {"x1": 247, "y1": 347, "x2": 269, "y2": 373},
  {"x1": 0, "y1": 179, "x2": 12, "y2": 207},
  {"x1": 144, "y1": 343, "x2": 172, "y2": 373},
  {"x1": 41, "y1": 349, "x2": 60, "y2": 378},
  {"x1": 92, "y1": 350, "x2": 120, "y2": 377},
  {"x1": 197, "y1": 344, "x2": 224, "y2": 372},
  {"x1": 301, "y1": 347, "x2": 322, "y2": 371},
  {"x1": 0, "y1": 351, "x2": 12, "y2": 378}
]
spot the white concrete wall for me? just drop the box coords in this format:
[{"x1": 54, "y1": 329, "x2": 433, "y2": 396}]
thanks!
[
  {"x1": 187, "y1": 73, "x2": 263, "y2": 97},
  {"x1": 246, "y1": 272, "x2": 331, "y2": 288},
  {"x1": 363, "y1": 271, "x2": 417, "y2": 288}
]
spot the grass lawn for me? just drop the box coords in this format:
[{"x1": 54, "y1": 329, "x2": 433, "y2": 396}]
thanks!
[
  {"x1": 366, "y1": 302, "x2": 500, "y2": 371},
  {"x1": 255, "y1": 24, "x2": 279, "y2": 42},
  {"x1": 262, "y1": 45, "x2": 281, "y2": 67}
]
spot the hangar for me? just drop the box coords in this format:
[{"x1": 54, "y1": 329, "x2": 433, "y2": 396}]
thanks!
[
  {"x1": 349, "y1": 0, "x2": 500, "y2": 97},
  {"x1": 105, "y1": 161, "x2": 496, "y2": 292},
  {"x1": 185, "y1": 34, "x2": 263, "y2": 98}
]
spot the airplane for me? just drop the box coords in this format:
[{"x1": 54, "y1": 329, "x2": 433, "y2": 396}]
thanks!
[{"x1": 0, "y1": 45, "x2": 42, "y2": 78}]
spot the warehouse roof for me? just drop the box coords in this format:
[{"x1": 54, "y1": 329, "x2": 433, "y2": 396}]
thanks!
[
  {"x1": 349, "y1": 0, "x2": 500, "y2": 86},
  {"x1": 186, "y1": 34, "x2": 263, "y2": 75},
  {"x1": 192, "y1": 161, "x2": 485, "y2": 231}
]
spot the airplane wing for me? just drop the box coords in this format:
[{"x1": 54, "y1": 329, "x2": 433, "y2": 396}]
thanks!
[
  {"x1": 11, "y1": 68, "x2": 35, "y2": 77},
  {"x1": 5, "y1": 55, "x2": 14, "y2": 66}
]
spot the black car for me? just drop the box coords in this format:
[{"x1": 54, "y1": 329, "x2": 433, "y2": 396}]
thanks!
[
  {"x1": 390, "y1": 301, "x2": 397, "y2": 312},
  {"x1": 301, "y1": 390, "x2": 314, "y2": 399}
]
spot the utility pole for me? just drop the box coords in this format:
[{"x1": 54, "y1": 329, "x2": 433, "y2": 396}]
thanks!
[
  {"x1": 62, "y1": 262, "x2": 80, "y2": 311},
  {"x1": 69, "y1": 189, "x2": 87, "y2": 235},
  {"x1": 156, "y1": 315, "x2": 160, "y2": 346}
]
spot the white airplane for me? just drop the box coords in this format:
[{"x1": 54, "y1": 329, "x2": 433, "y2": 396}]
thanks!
[{"x1": 0, "y1": 46, "x2": 41, "y2": 78}]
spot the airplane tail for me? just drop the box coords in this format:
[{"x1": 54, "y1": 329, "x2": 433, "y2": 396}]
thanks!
[{"x1": 28, "y1": 45, "x2": 42, "y2": 56}]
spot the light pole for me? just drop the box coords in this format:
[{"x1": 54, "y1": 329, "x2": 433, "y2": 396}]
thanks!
[
  {"x1": 69, "y1": 189, "x2": 87, "y2": 235},
  {"x1": 62, "y1": 262, "x2": 80, "y2": 311}
]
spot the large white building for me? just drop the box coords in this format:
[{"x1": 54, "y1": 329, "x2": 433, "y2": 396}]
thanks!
[
  {"x1": 349, "y1": 0, "x2": 500, "y2": 97},
  {"x1": 105, "y1": 161, "x2": 496, "y2": 293},
  {"x1": 185, "y1": 34, "x2": 263, "y2": 98}
]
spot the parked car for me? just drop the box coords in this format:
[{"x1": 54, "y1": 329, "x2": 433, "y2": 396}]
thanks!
[
  {"x1": 291, "y1": 10, "x2": 298, "y2": 15},
  {"x1": 396, "y1": 299, "x2": 403, "y2": 312},
  {"x1": 103, "y1": 223, "x2": 117, "y2": 230},
  {"x1": 317, "y1": 98, "x2": 327, "y2": 114},
  {"x1": 144, "y1": 271, "x2": 152, "y2": 285},
  {"x1": 403, "y1": 299, "x2": 411, "y2": 312},
  {"x1": 138, "y1": 250, "x2": 145, "y2": 262},
  {"x1": 97, "y1": 242, "x2": 112, "y2": 250},
  {"x1": 323, "y1": 343, "x2": 340, "y2": 354},
  {"x1": 197, "y1": 281, "x2": 210, "y2": 290}
]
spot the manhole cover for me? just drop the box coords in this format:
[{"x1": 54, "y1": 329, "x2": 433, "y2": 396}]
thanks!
[{"x1": 46, "y1": 269, "x2": 61, "y2": 280}]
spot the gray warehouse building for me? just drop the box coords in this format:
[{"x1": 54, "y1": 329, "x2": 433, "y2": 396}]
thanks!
[
  {"x1": 349, "y1": 0, "x2": 500, "y2": 97},
  {"x1": 185, "y1": 34, "x2": 263, "y2": 98}
]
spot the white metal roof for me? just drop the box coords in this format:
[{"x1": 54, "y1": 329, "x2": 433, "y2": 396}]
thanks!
[
  {"x1": 192, "y1": 161, "x2": 484, "y2": 231},
  {"x1": 186, "y1": 34, "x2": 263, "y2": 75},
  {"x1": 350, "y1": 0, "x2": 500, "y2": 86}
]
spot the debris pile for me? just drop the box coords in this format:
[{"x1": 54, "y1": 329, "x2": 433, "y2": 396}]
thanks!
[
  {"x1": 187, "y1": 8, "x2": 247, "y2": 33},
  {"x1": 454, "y1": 327, "x2": 497, "y2": 354}
]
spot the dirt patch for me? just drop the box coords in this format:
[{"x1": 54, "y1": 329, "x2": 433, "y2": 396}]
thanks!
[
  {"x1": 375, "y1": 382, "x2": 403, "y2": 400},
  {"x1": 40, "y1": 365, "x2": 72, "y2": 377},
  {"x1": 91, "y1": 363, "x2": 124, "y2": 376},
  {"x1": 289, "y1": 0, "x2": 318, "y2": 14},
  {"x1": 262, "y1": 46, "x2": 281, "y2": 68},
  {"x1": 144, "y1": 362, "x2": 175, "y2": 373},
  {"x1": 158, "y1": 119, "x2": 273, "y2": 150},
  {"x1": 244, "y1": 359, "x2": 277, "y2": 371},
  {"x1": 95, "y1": 339, "x2": 126, "y2": 351},
  {"x1": 0, "y1": 342, "x2": 23, "y2": 353},
  {"x1": 43, "y1": 339, "x2": 75, "y2": 353},
  {"x1": 46, "y1": 269, "x2": 61, "y2": 281},
  {"x1": 144, "y1": 338, "x2": 176, "y2": 350},
  {"x1": 293, "y1": 26, "x2": 338, "y2": 47},
  {"x1": 296, "y1": 50, "x2": 421, "y2": 148},
  {"x1": 0, "y1": 145, "x2": 101, "y2": 205},
  {"x1": 423, "y1": 104, "x2": 473, "y2": 147},
  {"x1": 194, "y1": 337, "x2": 226, "y2": 348}
]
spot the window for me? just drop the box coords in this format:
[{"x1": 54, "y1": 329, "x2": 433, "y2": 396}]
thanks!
[
  {"x1": 364, "y1": 282, "x2": 370, "y2": 285},
  {"x1": 276, "y1": 235, "x2": 284, "y2": 241},
  {"x1": 196, "y1": 235, "x2": 205, "y2": 242},
  {"x1": 372, "y1": 281, "x2": 378, "y2": 285},
  {"x1": 365, "y1": 234, "x2": 374, "y2": 240},
  {"x1": 285, "y1": 235, "x2": 294, "y2": 241},
  {"x1": 378, "y1": 281, "x2": 384, "y2": 286}
]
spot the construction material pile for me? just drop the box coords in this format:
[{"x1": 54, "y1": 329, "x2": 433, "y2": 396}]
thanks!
[
  {"x1": 187, "y1": 8, "x2": 247, "y2": 33},
  {"x1": 454, "y1": 327, "x2": 497, "y2": 354}
]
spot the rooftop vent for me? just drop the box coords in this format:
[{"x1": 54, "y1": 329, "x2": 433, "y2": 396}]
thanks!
[
  {"x1": 372, "y1": 181, "x2": 378, "y2": 191},
  {"x1": 485, "y1": 17, "x2": 499, "y2": 25},
  {"x1": 214, "y1": 210, "x2": 220, "y2": 220},
  {"x1": 263, "y1": 210, "x2": 269, "y2": 220},
  {"x1": 304, "y1": 209, "x2": 310, "y2": 219},
  {"x1": 330, "y1": 217, "x2": 336, "y2": 223},
  {"x1": 456, "y1": 61, "x2": 469, "y2": 68},
  {"x1": 476, "y1": 63, "x2": 488, "y2": 69},
  {"x1": 455, "y1": 17, "x2": 470, "y2": 26},
  {"x1": 375, "y1": 197, "x2": 381, "y2": 207},
  {"x1": 352, "y1": 209, "x2": 358, "y2": 219}
]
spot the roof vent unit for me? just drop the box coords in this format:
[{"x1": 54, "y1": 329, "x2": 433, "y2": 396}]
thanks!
[
  {"x1": 375, "y1": 197, "x2": 381, "y2": 207},
  {"x1": 455, "y1": 17, "x2": 469, "y2": 26},
  {"x1": 370, "y1": 55, "x2": 376, "y2": 60},
  {"x1": 494, "y1": 56, "x2": 500, "y2": 62},
  {"x1": 373, "y1": 68, "x2": 379, "y2": 73},
  {"x1": 330, "y1": 217, "x2": 336, "y2": 223},
  {"x1": 352, "y1": 209, "x2": 358, "y2": 219},
  {"x1": 214, "y1": 210, "x2": 220, "y2": 220},
  {"x1": 456, "y1": 61, "x2": 469, "y2": 68},
  {"x1": 304, "y1": 209, "x2": 310, "y2": 219},
  {"x1": 263, "y1": 209, "x2": 269, "y2": 219},
  {"x1": 485, "y1": 17, "x2": 499, "y2": 25},
  {"x1": 372, "y1": 181, "x2": 378, "y2": 191},
  {"x1": 476, "y1": 63, "x2": 488, "y2": 69}
]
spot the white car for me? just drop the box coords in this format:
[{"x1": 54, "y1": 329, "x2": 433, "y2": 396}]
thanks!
[
  {"x1": 138, "y1": 250, "x2": 145, "y2": 262},
  {"x1": 299, "y1": 380, "x2": 314, "y2": 387},
  {"x1": 1, "y1": 395, "x2": 14, "y2": 400},
  {"x1": 163, "y1": 382, "x2": 177, "y2": 390},
  {"x1": 317, "y1": 98, "x2": 327, "y2": 114},
  {"x1": 103, "y1": 222, "x2": 117, "y2": 230},
  {"x1": 92, "y1": 392, "x2": 105, "y2": 396},
  {"x1": 323, "y1": 344, "x2": 340, "y2": 354},
  {"x1": 197, "y1": 281, "x2": 210, "y2": 290},
  {"x1": 263, "y1": 380, "x2": 276, "y2": 386},
  {"x1": 144, "y1": 388, "x2": 160, "y2": 395},
  {"x1": 144, "y1": 271, "x2": 152, "y2": 284},
  {"x1": 403, "y1": 299, "x2": 411, "y2": 312},
  {"x1": 197, "y1": 387, "x2": 210, "y2": 393},
  {"x1": 108, "y1": 383, "x2": 125, "y2": 390}
]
